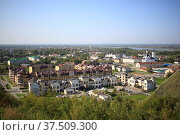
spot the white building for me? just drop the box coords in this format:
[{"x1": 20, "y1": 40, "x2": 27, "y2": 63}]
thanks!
[
  {"x1": 69, "y1": 79, "x2": 79, "y2": 91},
  {"x1": 108, "y1": 76, "x2": 117, "y2": 86},
  {"x1": 51, "y1": 82, "x2": 61, "y2": 93},
  {"x1": 64, "y1": 88, "x2": 74, "y2": 95},
  {"x1": 142, "y1": 51, "x2": 156, "y2": 62},
  {"x1": 28, "y1": 81, "x2": 40, "y2": 96},
  {"x1": 28, "y1": 56, "x2": 40, "y2": 62},
  {"x1": 128, "y1": 77, "x2": 136, "y2": 87},
  {"x1": 128, "y1": 76, "x2": 156, "y2": 91},
  {"x1": 152, "y1": 51, "x2": 156, "y2": 59},
  {"x1": 142, "y1": 79, "x2": 156, "y2": 91},
  {"x1": 98, "y1": 94, "x2": 112, "y2": 101},
  {"x1": 122, "y1": 58, "x2": 141, "y2": 63},
  {"x1": 92, "y1": 77, "x2": 102, "y2": 88},
  {"x1": 174, "y1": 61, "x2": 180, "y2": 64},
  {"x1": 105, "y1": 54, "x2": 120, "y2": 59},
  {"x1": 90, "y1": 55, "x2": 99, "y2": 60}
]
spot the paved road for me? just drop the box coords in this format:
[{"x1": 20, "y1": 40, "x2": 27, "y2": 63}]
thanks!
[{"x1": 0, "y1": 75, "x2": 23, "y2": 99}]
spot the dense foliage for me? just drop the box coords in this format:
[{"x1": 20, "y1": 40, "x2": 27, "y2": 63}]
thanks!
[{"x1": 0, "y1": 88, "x2": 179, "y2": 120}]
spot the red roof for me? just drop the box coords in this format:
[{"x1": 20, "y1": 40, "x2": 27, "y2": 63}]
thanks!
[{"x1": 138, "y1": 62, "x2": 163, "y2": 65}]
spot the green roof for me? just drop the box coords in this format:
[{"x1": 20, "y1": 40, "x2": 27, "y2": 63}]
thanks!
[
  {"x1": 29, "y1": 56, "x2": 39, "y2": 58},
  {"x1": 9, "y1": 58, "x2": 28, "y2": 61}
]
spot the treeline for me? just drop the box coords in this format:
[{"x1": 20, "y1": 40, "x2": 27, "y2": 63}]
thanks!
[{"x1": 0, "y1": 87, "x2": 179, "y2": 120}]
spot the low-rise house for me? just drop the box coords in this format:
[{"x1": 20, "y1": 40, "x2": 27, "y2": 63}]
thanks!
[
  {"x1": 51, "y1": 60, "x2": 57, "y2": 64},
  {"x1": 108, "y1": 76, "x2": 117, "y2": 86},
  {"x1": 69, "y1": 79, "x2": 79, "y2": 90},
  {"x1": 92, "y1": 77, "x2": 102, "y2": 88},
  {"x1": 136, "y1": 62, "x2": 164, "y2": 69},
  {"x1": 128, "y1": 76, "x2": 136, "y2": 87},
  {"x1": 64, "y1": 88, "x2": 74, "y2": 95},
  {"x1": 90, "y1": 55, "x2": 99, "y2": 60},
  {"x1": 28, "y1": 56, "x2": 40, "y2": 62},
  {"x1": 128, "y1": 76, "x2": 156, "y2": 90},
  {"x1": 122, "y1": 58, "x2": 141, "y2": 64},
  {"x1": 28, "y1": 81, "x2": 40, "y2": 96},
  {"x1": 98, "y1": 94, "x2": 112, "y2": 101},
  {"x1": 142, "y1": 79, "x2": 156, "y2": 91},
  {"x1": 174, "y1": 61, "x2": 180, "y2": 64},
  {"x1": 164, "y1": 65, "x2": 180, "y2": 77},
  {"x1": 105, "y1": 54, "x2": 120, "y2": 59},
  {"x1": 50, "y1": 81, "x2": 61, "y2": 93}
]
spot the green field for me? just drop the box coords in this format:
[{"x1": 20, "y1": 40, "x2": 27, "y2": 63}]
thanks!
[
  {"x1": 124, "y1": 94, "x2": 148, "y2": 101},
  {"x1": 156, "y1": 77, "x2": 167, "y2": 86}
]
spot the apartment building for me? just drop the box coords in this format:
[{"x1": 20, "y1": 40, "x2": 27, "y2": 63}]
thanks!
[
  {"x1": 29, "y1": 64, "x2": 53, "y2": 74},
  {"x1": 8, "y1": 58, "x2": 31, "y2": 66}
]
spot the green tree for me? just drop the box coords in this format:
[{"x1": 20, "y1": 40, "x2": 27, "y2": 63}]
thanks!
[{"x1": 146, "y1": 66, "x2": 153, "y2": 73}]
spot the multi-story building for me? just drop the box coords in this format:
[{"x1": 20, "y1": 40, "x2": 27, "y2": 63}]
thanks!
[
  {"x1": 115, "y1": 72, "x2": 129, "y2": 85},
  {"x1": 29, "y1": 64, "x2": 53, "y2": 74},
  {"x1": 128, "y1": 76, "x2": 156, "y2": 91},
  {"x1": 8, "y1": 58, "x2": 31, "y2": 67},
  {"x1": 28, "y1": 80, "x2": 40, "y2": 96},
  {"x1": 14, "y1": 70, "x2": 30, "y2": 88},
  {"x1": 55, "y1": 62, "x2": 75, "y2": 71}
]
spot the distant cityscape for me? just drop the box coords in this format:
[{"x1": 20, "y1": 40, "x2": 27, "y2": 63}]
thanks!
[{"x1": 0, "y1": 45, "x2": 179, "y2": 101}]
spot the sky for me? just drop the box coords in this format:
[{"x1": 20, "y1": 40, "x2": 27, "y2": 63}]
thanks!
[{"x1": 0, "y1": 0, "x2": 180, "y2": 44}]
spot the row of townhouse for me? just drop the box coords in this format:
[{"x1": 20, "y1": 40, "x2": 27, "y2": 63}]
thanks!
[
  {"x1": 28, "y1": 75, "x2": 118, "y2": 95},
  {"x1": 9, "y1": 63, "x2": 112, "y2": 88},
  {"x1": 114, "y1": 72, "x2": 156, "y2": 90},
  {"x1": 127, "y1": 76, "x2": 156, "y2": 90}
]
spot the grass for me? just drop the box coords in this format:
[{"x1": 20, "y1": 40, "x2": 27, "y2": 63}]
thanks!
[
  {"x1": 0, "y1": 64, "x2": 8, "y2": 74},
  {"x1": 0, "y1": 76, "x2": 5, "y2": 81},
  {"x1": 4, "y1": 75, "x2": 15, "y2": 87},
  {"x1": 156, "y1": 77, "x2": 167, "y2": 86},
  {"x1": 6, "y1": 84, "x2": 11, "y2": 89},
  {"x1": 16, "y1": 94, "x2": 25, "y2": 98},
  {"x1": 124, "y1": 94, "x2": 148, "y2": 101}
]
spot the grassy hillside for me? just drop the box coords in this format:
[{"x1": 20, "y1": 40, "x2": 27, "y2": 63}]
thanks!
[{"x1": 154, "y1": 69, "x2": 180, "y2": 98}]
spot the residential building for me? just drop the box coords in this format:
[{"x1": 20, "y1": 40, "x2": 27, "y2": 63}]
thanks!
[
  {"x1": 136, "y1": 62, "x2": 164, "y2": 69},
  {"x1": 122, "y1": 58, "x2": 141, "y2": 64},
  {"x1": 28, "y1": 56, "x2": 40, "y2": 62},
  {"x1": 64, "y1": 88, "x2": 74, "y2": 95},
  {"x1": 8, "y1": 58, "x2": 31, "y2": 66},
  {"x1": 28, "y1": 80, "x2": 40, "y2": 96},
  {"x1": 29, "y1": 64, "x2": 53, "y2": 74},
  {"x1": 55, "y1": 62, "x2": 75, "y2": 71},
  {"x1": 69, "y1": 79, "x2": 79, "y2": 90}
]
